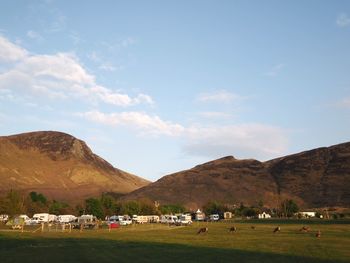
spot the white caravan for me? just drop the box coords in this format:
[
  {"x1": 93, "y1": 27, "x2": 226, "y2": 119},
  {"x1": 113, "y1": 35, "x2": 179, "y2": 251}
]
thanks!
[
  {"x1": 179, "y1": 214, "x2": 192, "y2": 225},
  {"x1": 57, "y1": 215, "x2": 77, "y2": 223},
  {"x1": 31, "y1": 213, "x2": 57, "y2": 224}
]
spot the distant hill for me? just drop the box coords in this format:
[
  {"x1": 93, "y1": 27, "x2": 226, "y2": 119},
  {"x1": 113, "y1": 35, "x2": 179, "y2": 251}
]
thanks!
[
  {"x1": 124, "y1": 143, "x2": 350, "y2": 209},
  {"x1": 0, "y1": 131, "x2": 149, "y2": 202}
]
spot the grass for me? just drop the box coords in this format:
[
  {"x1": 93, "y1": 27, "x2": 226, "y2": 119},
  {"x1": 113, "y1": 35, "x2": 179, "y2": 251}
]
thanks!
[{"x1": 0, "y1": 221, "x2": 349, "y2": 262}]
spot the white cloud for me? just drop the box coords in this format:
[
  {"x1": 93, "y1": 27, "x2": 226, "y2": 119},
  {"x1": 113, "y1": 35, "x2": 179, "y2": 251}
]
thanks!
[
  {"x1": 264, "y1": 63, "x2": 285, "y2": 77},
  {"x1": 79, "y1": 110, "x2": 288, "y2": 160},
  {"x1": 0, "y1": 35, "x2": 153, "y2": 107},
  {"x1": 197, "y1": 90, "x2": 240, "y2": 103},
  {"x1": 184, "y1": 124, "x2": 288, "y2": 160},
  {"x1": 79, "y1": 110, "x2": 184, "y2": 136},
  {"x1": 99, "y1": 63, "x2": 117, "y2": 72},
  {"x1": 27, "y1": 30, "x2": 43, "y2": 41},
  {"x1": 336, "y1": 13, "x2": 350, "y2": 27},
  {"x1": 0, "y1": 36, "x2": 28, "y2": 62}
]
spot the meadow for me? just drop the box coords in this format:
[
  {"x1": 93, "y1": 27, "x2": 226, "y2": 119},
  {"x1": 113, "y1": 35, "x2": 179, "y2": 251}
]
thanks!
[{"x1": 1, "y1": 220, "x2": 349, "y2": 263}]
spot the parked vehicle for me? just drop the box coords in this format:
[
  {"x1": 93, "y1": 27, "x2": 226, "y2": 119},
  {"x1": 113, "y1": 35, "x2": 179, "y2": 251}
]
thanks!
[
  {"x1": 31, "y1": 213, "x2": 57, "y2": 224},
  {"x1": 179, "y1": 214, "x2": 192, "y2": 225},
  {"x1": 0, "y1": 214, "x2": 9, "y2": 222},
  {"x1": 108, "y1": 215, "x2": 131, "y2": 226},
  {"x1": 132, "y1": 215, "x2": 148, "y2": 224},
  {"x1": 57, "y1": 215, "x2": 77, "y2": 223},
  {"x1": 209, "y1": 214, "x2": 220, "y2": 221},
  {"x1": 72, "y1": 214, "x2": 97, "y2": 229},
  {"x1": 160, "y1": 215, "x2": 178, "y2": 224}
]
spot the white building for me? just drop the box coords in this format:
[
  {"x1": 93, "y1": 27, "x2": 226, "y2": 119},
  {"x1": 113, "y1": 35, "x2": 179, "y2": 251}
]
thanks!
[
  {"x1": 258, "y1": 212, "x2": 271, "y2": 219},
  {"x1": 299, "y1": 211, "x2": 316, "y2": 218}
]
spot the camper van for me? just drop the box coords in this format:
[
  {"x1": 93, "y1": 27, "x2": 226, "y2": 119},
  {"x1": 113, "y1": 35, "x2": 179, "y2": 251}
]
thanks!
[{"x1": 31, "y1": 213, "x2": 57, "y2": 224}]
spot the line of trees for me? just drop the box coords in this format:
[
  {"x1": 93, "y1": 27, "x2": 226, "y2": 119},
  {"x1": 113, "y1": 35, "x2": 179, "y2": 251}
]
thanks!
[{"x1": 0, "y1": 190, "x2": 186, "y2": 219}]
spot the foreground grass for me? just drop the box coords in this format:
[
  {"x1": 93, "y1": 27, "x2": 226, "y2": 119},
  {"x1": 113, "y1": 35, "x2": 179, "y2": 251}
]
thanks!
[{"x1": 1, "y1": 221, "x2": 349, "y2": 262}]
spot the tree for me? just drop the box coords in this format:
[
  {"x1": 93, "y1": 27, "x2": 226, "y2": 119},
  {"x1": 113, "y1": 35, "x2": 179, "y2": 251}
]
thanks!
[
  {"x1": 280, "y1": 199, "x2": 299, "y2": 218},
  {"x1": 159, "y1": 204, "x2": 185, "y2": 215},
  {"x1": 85, "y1": 198, "x2": 104, "y2": 219},
  {"x1": 49, "y1": 200, "x2": 71, "y2": 215},
  {"x1": 29, "y1": 191, "x2": 47, "y2": 204},
  {"x1": 0, "y1": 190, "x2": 25, "y2": 216},
  {"x1": 203, "y1": 201, "x2": 227, "y2": 217},
  {"x1": 100, "y1": 194, "x2": 116, "y2": 216}
]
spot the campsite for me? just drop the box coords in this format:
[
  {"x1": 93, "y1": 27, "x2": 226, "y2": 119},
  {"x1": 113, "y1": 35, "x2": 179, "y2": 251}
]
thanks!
[{"x1": 1, "y1": 220, "x2": 350, "y2": 263}]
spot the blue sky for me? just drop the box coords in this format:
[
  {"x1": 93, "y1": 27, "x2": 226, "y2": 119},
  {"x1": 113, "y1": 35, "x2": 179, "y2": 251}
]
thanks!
[{"x1": 1, "y1": 1, "x2": 350, "y2": 181}]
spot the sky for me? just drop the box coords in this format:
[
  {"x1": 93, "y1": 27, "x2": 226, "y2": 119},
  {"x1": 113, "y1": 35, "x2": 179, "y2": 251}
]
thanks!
[{"x1": 0, "y1": 0, "x2": 350, "y2": 181}]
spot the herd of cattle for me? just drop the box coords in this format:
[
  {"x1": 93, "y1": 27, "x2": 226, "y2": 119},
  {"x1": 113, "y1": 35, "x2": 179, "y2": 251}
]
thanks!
[{"x1": 197, "y1": 225, "x2": 322, "y2": 238}]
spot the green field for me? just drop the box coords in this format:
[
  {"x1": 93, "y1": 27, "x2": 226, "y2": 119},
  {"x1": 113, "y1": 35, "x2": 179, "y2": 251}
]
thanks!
[{"x1": 1, "y1": 221, "x2": 350, "y2": 263}]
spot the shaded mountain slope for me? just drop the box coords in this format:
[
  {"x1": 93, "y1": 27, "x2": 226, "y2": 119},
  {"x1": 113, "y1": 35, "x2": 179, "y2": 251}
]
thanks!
[{"x1": 124, "y1": 143, "x2": 350, "y2": 209}]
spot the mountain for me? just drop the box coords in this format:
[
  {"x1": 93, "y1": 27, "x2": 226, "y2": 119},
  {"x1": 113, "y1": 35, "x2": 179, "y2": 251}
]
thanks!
[
  {"x1": 0, "y1": 131, "x2": 149, "y2": 202},
  {"x1": 124, "y1": 143, "x2": 350, "y2": 209}
]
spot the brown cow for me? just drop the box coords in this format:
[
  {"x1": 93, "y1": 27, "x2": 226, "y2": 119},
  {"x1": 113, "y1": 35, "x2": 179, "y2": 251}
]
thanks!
[
  {"x1": 316, "y1": 230, "x2": 321, "y2": 238},
  {"x1": 273, "y1": 226, "x2": 281, "y2": 233},
  {"x1": 229, "y1": 226, "x2": 237, "y2": 233},
  {"x1": 197, "y1": 227, "x2": 208, "y2": 234},
  {"x1": 299, "y1": 226, "x2": 310, "y2": 232}
]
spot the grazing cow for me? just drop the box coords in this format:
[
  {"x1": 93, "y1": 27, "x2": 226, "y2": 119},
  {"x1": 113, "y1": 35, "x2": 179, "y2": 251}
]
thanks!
[
  {"x1": 197, "y1": 227, "x2": 208, "y2": 234},
  {"x1": 251, "y1": 226, "x2": 256, "y2": 230},
  {"x1": 316, "y1": 230, "x2": 321, "y2": 238},
  {"x1": 273, "y1": 226, "x2": 281, "y2": 233},
  {"x1": 229, "y1": 226, "x2": 237, "y2": 233},
  {"x1": 299, "y1": 226, "x2": 310, "y2": 232}
]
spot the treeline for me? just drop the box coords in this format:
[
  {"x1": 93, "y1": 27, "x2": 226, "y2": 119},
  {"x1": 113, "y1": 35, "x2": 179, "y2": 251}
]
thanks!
[
  {"x1": 0, "y1": 190, "x2": 185, "y2": 219},
  {"x1": 202, "y1": 199, "x2": 300, "y2": 218}
]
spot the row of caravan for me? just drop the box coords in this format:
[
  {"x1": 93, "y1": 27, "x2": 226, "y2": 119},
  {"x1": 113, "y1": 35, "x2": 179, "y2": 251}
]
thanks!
[{"x1": 12, "y1": 214, "x2": 77, "y2": 225}]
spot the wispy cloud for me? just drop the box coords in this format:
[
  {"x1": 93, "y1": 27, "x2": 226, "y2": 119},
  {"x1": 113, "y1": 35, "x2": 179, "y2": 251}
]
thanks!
[
  {"x1": 184, "y1": 124, "x2": 288, "y2": 160},
  {"x1": 336, "y1": 13, "x2": 350, "y2": 27},
  {"x1": 197, "y1": 111, "x2": 232, "y2": 119},
  {"x1": 79, "y1": 110, "x2": 288, "y2": 160},
  {"x1": 196, "y1": 90, "x2": 240, "y2": 103},
  {"x1": 0, "y1": 35, "x2": 153, "y2": 107},
  {"x1": 335, "y1": 97, "x2": 350, "y2": 108},
  {"x1": 79, "y1": 110, "x2": 184, "y2": 137},
  {"x1": 264, "y1": 63, "x2": 285, "y2": 77},
  {"x1": 26, "y1": 30, "x2": 44, "y2": 41},
  {"x1": 87, "y1": 51, "x2": 122, "y2": 72},
  {"x1": 48, "y1": 13, "x2": 67, "y2": 32},
  {"x1": 0, "y1": 36, "x2": 28, "y2": 62}
]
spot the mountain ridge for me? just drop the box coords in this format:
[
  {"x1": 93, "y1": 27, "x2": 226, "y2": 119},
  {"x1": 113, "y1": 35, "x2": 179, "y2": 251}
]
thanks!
[
  {"x1": 0, "y1": 131, "x2": 149, "y2": 202},
  {"x1": 124, "y1": 142, "x2": 350, "y2": 209}
]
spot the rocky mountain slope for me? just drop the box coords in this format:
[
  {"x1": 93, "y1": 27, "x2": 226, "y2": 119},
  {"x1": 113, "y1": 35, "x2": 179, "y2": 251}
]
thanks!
[
  {"x1": 124, "y1": 143, "x2": 350, "y2": 209},
  {"x1": 0, "y1": 131, "x2": 149, "y2": 202}
]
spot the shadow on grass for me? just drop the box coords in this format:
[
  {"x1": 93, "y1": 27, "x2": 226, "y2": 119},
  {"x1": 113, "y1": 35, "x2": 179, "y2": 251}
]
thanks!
[{"x1": 0, "y1": 236, "x2": 345, "y2": 263}]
